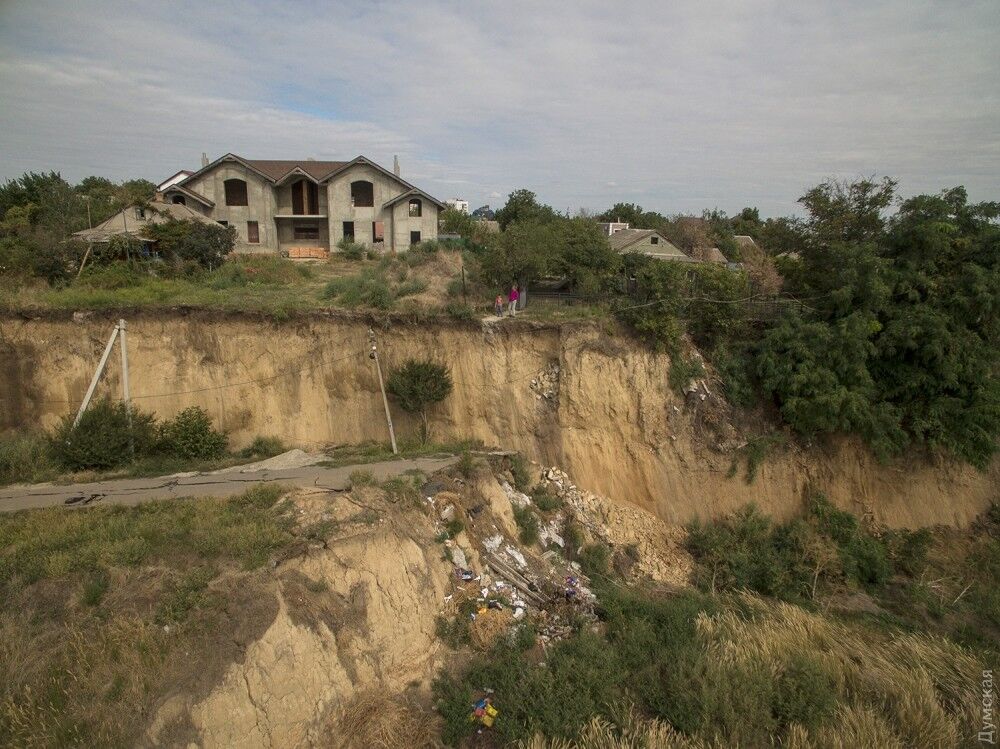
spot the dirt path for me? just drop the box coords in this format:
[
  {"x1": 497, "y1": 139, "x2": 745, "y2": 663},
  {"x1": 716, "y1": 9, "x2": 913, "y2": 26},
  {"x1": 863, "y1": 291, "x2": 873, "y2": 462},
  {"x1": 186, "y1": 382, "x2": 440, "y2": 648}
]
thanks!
[{"x1": 0, "y1": 456, "x2": 458, "y2": 513}]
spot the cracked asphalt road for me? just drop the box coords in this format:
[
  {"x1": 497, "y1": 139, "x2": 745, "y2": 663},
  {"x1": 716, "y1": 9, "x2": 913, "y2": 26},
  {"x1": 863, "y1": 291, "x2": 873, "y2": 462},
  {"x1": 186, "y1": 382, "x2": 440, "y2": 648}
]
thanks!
[{"x1": 0, "y1": 456, "x2": 458, "y2": 513}]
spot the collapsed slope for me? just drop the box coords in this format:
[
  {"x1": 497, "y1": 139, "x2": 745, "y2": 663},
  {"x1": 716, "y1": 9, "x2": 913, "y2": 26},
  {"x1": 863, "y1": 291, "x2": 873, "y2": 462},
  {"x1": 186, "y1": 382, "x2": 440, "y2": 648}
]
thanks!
[{"x1": 2, "y1": 311, "x2": 996, "y2": 528}]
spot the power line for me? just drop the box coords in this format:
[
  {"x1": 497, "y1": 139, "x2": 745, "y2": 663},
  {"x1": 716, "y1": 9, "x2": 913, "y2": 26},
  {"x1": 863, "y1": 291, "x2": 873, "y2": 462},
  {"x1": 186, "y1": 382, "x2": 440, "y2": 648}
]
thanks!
[{"x1": 37, "y1": 346, "x2": 367, "y2": 407}]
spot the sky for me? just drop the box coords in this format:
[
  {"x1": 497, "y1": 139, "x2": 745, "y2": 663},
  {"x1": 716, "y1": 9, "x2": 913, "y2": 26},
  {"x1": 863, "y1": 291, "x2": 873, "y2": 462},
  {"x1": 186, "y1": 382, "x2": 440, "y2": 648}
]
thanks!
[{"x1": 0, "y1": 0, "x2": 997, "y2": 217}]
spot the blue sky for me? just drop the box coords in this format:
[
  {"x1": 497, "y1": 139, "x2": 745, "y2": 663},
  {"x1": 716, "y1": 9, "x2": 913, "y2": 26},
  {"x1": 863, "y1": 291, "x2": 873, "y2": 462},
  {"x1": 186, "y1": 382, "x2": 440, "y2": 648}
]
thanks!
[{"x1": 0, "y1": 0, "x2": 997, "y2": 216}]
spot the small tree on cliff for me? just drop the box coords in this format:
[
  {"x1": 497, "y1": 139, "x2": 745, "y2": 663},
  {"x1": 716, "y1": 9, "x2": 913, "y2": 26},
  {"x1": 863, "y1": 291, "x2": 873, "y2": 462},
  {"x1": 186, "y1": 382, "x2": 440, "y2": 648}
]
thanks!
[{"x1": 387, "y1": 358, "x2": 453, "y2": 443}]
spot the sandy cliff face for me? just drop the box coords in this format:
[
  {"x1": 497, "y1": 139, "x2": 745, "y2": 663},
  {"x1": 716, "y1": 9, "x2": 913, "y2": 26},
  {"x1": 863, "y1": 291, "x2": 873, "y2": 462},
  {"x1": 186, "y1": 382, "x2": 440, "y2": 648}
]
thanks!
[{"x1": 2, "y1": 311, "x2": 995, "y2": 528}]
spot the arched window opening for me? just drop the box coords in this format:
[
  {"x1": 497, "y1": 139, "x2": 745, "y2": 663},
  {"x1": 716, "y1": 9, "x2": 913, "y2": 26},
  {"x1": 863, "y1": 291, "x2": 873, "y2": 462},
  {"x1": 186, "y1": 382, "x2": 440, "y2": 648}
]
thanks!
[
  {"x1": 351, "y1": 180, "x2": 374, "y2": 208},
  {"x1": 408, "y1": 198, "x2": 422, "y2": 217},
  {"x1": 224, "y1": 178, "x2": 248, "y2": 206},
  {"x1": 291, "y1": 179, "x2": 319, "y2": 215},
  {"x1": 171, "y1": 195, "x2": 186, "y2": 205}
]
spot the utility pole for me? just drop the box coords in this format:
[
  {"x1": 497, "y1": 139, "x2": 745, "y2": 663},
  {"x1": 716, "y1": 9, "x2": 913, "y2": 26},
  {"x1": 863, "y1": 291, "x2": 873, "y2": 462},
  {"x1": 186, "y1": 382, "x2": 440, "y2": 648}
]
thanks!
[
  {"x1": 119, "y1": 319, "x2": 130, "y2": 407},
  {"x1": 118, "y1": 319, "x2": 134, "y2": 455},
  {"x1": 73, "y1": 320, "x2": 132, "y2": 428},
  {"x1": 368, "y1": 328, "x2": 398, "y2": 455},
  {"x1": 74, "y1": 323, "x2": 120, "y2": 427}
]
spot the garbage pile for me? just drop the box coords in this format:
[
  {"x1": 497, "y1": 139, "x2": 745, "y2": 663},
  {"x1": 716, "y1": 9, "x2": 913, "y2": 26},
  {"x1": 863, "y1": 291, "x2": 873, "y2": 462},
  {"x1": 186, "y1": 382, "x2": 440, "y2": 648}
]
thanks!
[
  {"x1": 429, "y1": 472, "x2": 602, "y2": 654},
  {"x1": 538, "y1": 467, "x2": 693, "y2": 587},
  {"x1": 530, "y1": 362, "x2": 560, "y2": 403}
]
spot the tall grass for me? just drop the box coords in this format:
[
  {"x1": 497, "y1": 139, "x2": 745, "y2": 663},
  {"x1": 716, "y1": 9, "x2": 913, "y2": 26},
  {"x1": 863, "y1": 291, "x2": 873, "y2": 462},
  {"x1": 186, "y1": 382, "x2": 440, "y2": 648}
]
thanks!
[
  {"x1": 437, "y1": 584, "x2": 984, "y2": 747},
  {"x1": 0, "y1": 484, "x2": 293, "y2": 747},
  {"x1": 0, "y1": 432, "x2": 59, "y2": 485}
]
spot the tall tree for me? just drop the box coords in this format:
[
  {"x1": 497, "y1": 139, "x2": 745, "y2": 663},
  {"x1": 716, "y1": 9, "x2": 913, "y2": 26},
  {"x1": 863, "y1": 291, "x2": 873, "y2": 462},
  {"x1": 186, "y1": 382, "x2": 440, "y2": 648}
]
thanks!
[{"x1": 494, "y1": 189, "x2": 557, "y2": 230}]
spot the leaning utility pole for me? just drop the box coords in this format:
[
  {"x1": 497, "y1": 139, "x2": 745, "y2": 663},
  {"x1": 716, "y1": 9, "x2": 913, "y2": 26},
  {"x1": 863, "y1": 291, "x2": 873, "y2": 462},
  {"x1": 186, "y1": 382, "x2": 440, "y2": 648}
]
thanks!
[
  {"x1": 73, "y1": 320, "x2": 132, "y2": 427},
  {"x1": 368, "y1": 328, "x2": 398, "y2": 455}
]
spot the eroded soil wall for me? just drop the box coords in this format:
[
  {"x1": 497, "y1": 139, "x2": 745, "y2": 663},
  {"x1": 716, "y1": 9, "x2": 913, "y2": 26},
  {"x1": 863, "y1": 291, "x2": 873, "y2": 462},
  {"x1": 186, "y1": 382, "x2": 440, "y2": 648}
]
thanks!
[{"x1": 2, "y1": 312, "x2": 995, "y2": 528}]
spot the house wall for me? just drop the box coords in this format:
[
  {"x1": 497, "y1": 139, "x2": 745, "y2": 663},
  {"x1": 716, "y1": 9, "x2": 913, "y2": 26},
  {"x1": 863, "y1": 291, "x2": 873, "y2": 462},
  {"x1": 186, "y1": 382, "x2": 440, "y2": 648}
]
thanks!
[
  {"x1": 389, "y1": 199, "x2": 439, "y2": 250},
  {"x1": 184, "y1": 162, "x2": 278, "y2": 252},
  {"x1": 326, "y1": 163, "x2": 404, "y2": 248},
  {"x1": 325, "y1": 164, "x2": 438, "y2": 252}
]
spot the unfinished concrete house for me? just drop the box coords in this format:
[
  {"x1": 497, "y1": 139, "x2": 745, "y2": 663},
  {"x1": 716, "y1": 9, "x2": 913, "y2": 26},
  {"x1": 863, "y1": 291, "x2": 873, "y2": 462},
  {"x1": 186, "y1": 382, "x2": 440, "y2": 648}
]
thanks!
[{"x1": 161, "y1": 154, "x2": 445, "y2": 256}]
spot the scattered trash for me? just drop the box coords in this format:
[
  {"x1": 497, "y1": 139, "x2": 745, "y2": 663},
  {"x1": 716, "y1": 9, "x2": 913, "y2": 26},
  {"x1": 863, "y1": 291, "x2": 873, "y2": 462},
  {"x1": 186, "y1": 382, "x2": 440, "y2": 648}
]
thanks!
[
  {"x1": 470, "y1": 696, "x2": 499, "y2": 728},
  {"x1": 455, "y1": 568, "x2": 476, "y2": 581},
  {"x1": 450, "y1": 547, "x2": 468, "y2": 568},
  {"x1": 504, "y1": 544, "x2": 528, "y2": 569},
  {"x1": 500, "y1": 481, "x2": 531, "y2": 508}
]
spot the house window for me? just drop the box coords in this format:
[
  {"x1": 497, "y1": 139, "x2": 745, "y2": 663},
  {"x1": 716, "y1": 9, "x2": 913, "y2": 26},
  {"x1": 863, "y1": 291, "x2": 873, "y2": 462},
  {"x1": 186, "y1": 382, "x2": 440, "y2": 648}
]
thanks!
[
  {"x1": 372, "y1": 221, "x2": 384, "y2": 242},
  {"x1": 171, "y1": 195, "x2": 186, "y2": 206},
  {"x1": 408, "y1": 198, "x2": 422, "y2": 217},
  {"x1": 410, "y1": 230, "x2": 421, "y2": 245},
  {"x1": 224, "y1": 178, "x2": 248, "y2": 206},
  {"x1": 134, "y1": 207, "x2": 145, "y2": 219},
  {"x1": 651, "y1": 236, "x2": 659, "y2": 245},
  {"x1": 291, "y1": 179, "x2": 318, "y2": 215},
  {"x1": 247, "y1": 221, "x2": 259, "y2": 244},
  {"x1": 294, "y1": 224, "x2": 319, "y2": 240},
  {"x1": 342, "y1": 221, "x2": 354, "y2": 240},
  {"x1": 350, "y1": 180, "x2": 374, "y2": 208},
  {"x1": 217, "y1": 220, "x2": 229, "y2": 227}
]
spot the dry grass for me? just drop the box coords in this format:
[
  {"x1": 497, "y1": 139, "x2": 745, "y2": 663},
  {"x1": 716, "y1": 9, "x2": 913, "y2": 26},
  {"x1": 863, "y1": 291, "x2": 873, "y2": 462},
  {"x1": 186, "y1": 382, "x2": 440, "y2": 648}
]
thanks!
[
  {"x1": 0, "y1": 608, "x2": 168, "y2": 747},
  {"x1": 469, "y1": 607, "x2": 514, "y2": 650},
  {"x1": 694, "y1": 592, "x2": 981, "y2": 748},
  {"x1": 323, "y1": 690, "x2": 441, "y2": 749},
  {"x1": 512, "y1": 591, "x2": 983, "y2": 749}
]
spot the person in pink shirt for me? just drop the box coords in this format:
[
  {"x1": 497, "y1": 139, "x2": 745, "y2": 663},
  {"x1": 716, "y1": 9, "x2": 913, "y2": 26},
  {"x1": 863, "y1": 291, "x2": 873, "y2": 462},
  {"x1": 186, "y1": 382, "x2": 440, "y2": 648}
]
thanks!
[{"x1": 508, "y1": 284, "x2": 519, "y2": 317}]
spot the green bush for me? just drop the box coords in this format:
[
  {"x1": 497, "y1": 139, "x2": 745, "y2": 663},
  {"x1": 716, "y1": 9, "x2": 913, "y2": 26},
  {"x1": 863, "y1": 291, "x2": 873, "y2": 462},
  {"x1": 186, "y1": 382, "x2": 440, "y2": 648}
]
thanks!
[
  {"x1": 531, "y1": 487, "x2": 562, "y2": 512},
  {"x1": 668, "y1": 353, "x2": 705, "y2": 394},
  {"x1": 808, "y1": 494, "x2": 891, "y2": 587},
  {"x1": 579, "y1": 542, "x2": 610, "y2": 577},
  {"x1": 773, "y1": 652, "x2": 839, "y2": 729},
  {"x1": 206, "y1": 256, "x2": 310, "y2": 288},
  {"x1": 562, "y1": 518, "x2": 583, "y2": 554},
  {"x1": 349, "y1": 469, "x2": 376, "y2": 487},
  {"x1": 51, "y1": 398, "x2": 158, "y2": 470},
  {"x1": 381, "y1": 475, "x2": 421, "y2": 506},
  {"x1": 687, "y1": 498, "x2": 898, "y2": 601},
  {"x1": 336, "y1": 238, "x2": 366, "y2": 260},
  {"x1": 443, "y1": 301, "x2": 475, "y2": 320},
  {"x1": 513, "y1": 504, "x2": 540, "y2": 545},
  {"x1": 76, "y1": 262, "x2": 147, "y2": 289},
  {"x1": 0, "y1": 432, "x2": 58, "y2": 485},
  {"x1": 405, "y1": 241, "x2": 440, "y2": 267},
  {"x1": 686, "y1": 505, "x2": 814, "y2": 599},
  {"x1": 457, "y1": 450, "x2": 476, "y2": 478},
  {"x1": 237, "y1": 435, "x2": 285, "y2": 460},
  {"x1": 395, "y1": 278, "x2": 428, "y2": 298},
  {"x1": 508, "y1": 453, "x2": 531, "y2": 492},
  {"x1": 322, "y1": 268, "x2": 396, "y2": 310},
  {"x1": 158, "y1": 406, "x2": 226, "y2": 460}
]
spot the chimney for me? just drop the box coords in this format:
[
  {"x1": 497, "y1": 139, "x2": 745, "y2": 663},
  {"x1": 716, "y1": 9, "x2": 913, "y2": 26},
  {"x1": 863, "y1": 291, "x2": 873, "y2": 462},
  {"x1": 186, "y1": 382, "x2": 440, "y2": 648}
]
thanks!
[
  {"x1": 393, "y1": 155, "x2": 400, "y2": 177},
  {"x1": 201, "y1": 152, "x2": 209, "y2": 167}
]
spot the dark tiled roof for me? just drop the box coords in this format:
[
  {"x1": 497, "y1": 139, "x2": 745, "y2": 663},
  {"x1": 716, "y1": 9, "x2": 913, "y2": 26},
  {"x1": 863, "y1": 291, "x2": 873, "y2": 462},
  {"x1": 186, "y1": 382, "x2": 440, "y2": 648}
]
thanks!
[{"x1": 242, "y1": 159, "x2": 349, "y2": 181}]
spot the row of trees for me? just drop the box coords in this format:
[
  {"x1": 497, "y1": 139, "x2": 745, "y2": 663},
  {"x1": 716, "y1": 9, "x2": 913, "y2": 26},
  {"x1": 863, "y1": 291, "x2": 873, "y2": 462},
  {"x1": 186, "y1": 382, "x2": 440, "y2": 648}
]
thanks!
[
  {"x1": 466, "y1": 180, "x2": 998, "y2": 470},
  {"x1": 0, "y1": 171, "x2": 234, "y2": 282},
  {"x1": 609, "y1": 179, "x2": 999, "y2": 469}
]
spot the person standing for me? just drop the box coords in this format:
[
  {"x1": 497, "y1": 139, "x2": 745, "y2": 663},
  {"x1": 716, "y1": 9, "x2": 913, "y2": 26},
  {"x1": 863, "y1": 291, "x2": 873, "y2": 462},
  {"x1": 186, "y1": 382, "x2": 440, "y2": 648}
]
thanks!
[
  {"x1": 508, "y1": 284, "x2": 519, "y2": 317},
  {"x1": 494, "y1": 293, "x2": 504, "y2": 317}
]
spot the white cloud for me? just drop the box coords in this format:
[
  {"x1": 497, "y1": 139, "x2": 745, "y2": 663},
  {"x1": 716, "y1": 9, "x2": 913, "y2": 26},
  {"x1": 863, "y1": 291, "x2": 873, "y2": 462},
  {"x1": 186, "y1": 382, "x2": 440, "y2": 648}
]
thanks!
[{"x1": 0, "y1": 0, "x2": 998, "y2": 216}]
